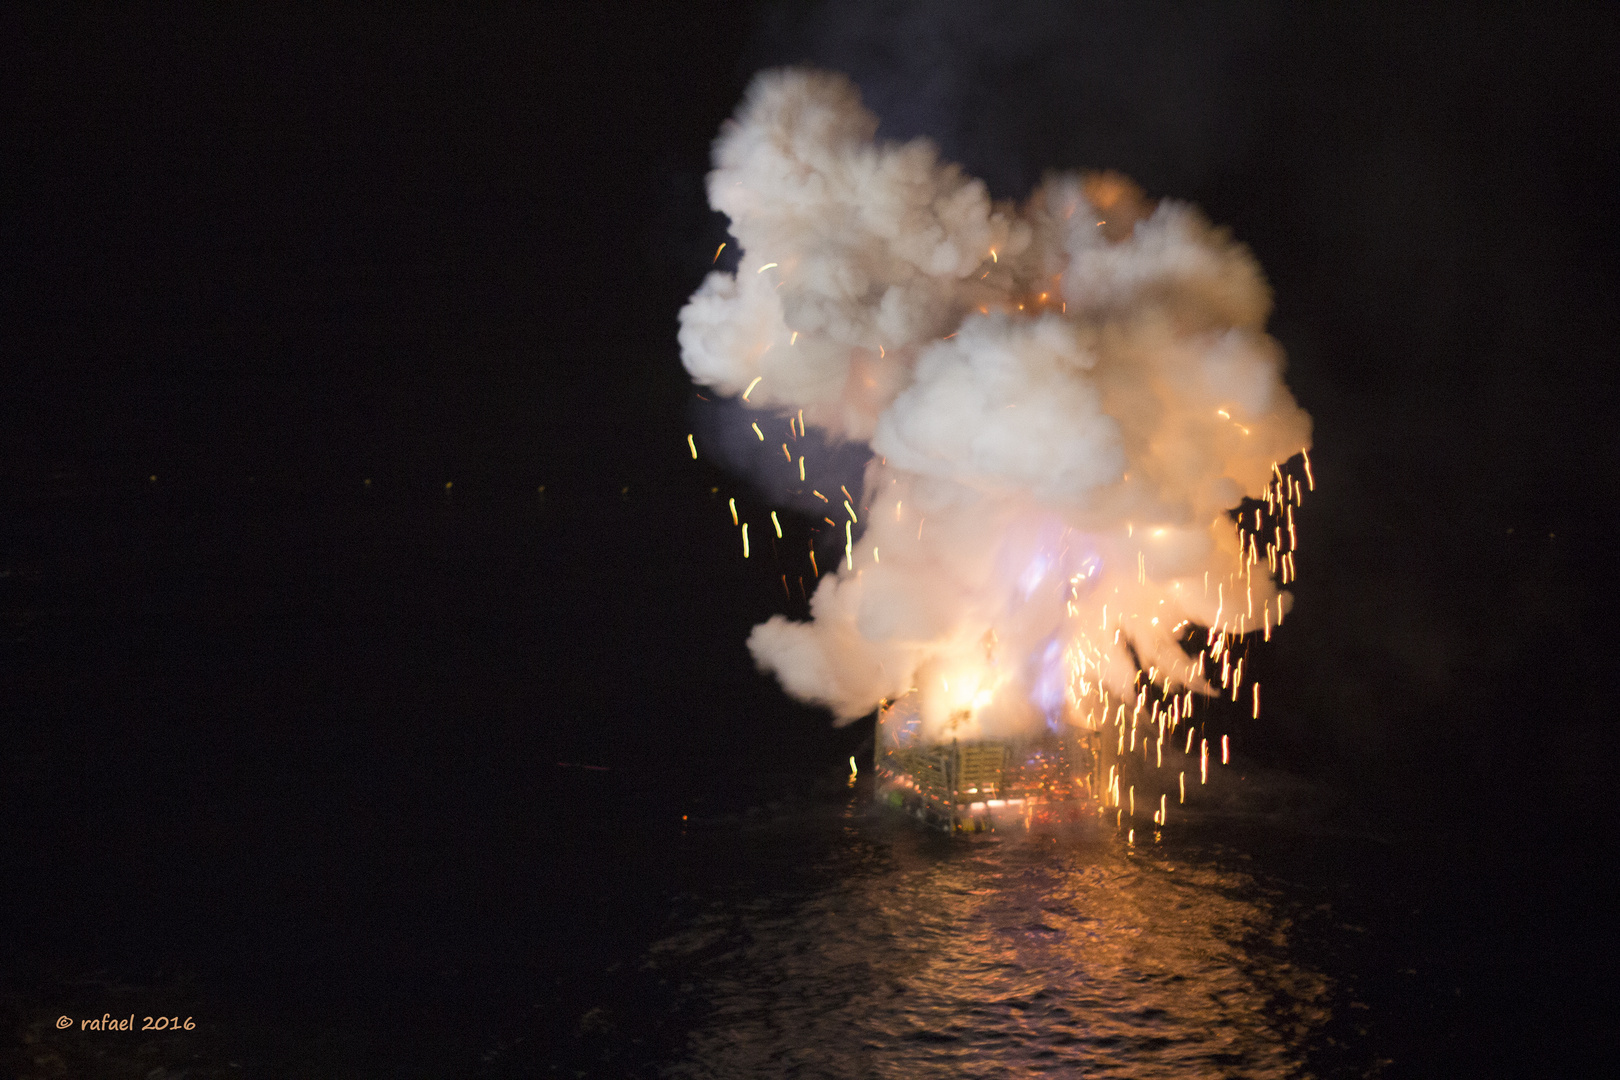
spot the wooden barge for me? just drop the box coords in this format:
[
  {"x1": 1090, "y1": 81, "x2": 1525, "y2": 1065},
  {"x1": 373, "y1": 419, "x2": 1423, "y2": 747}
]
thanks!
[{"x1": 873, "y1": 699, "x2": 1104, "y2": 834}]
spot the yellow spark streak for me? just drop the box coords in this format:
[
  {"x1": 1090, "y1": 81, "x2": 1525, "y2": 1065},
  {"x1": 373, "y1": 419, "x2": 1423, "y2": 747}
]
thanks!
[
  {"x1": 1302, "y1": 449, "x2": 1314, "y2": 489},
  {"x1": 895, "y1": 500, "x2": 903, "y2": 519},
  {"x1": 812, "y1": 490, "x2": 827, "y2": 502},
  {"x1": 843, "y1": 500, "x2": 858, "y2": 523},
  {"x1": 728, "y1": 498, "x2": 738, "y2": 525},
  {"x1": 790, "y1": 331, "x2": 798, "y2": 346},
  {"x1": 771, "y1": 511, "x2": 782, "y2": 538},
  {"x1": 1129, "y1": 786, "x2": 1134, "y2": 816},
  {"x1": 713, "y1": 242, "x2": 726, "y2": 263},
  {"x1": 799, "y1": 456, "x2": 805, "y2": 481},
  {"x1": 687, "y1": 434, "x2": 697, "y2": 459},
  {"x1": 782, "y1": 443, "x2": 791, "y2": 461},
  {"x1": 742, "y1": 376, "x2": 762, "y2": 401},
  {"x1": 1179, "y1": 771, "x2": 1185, "y2": 803},
  {"x1": 756, "y1": 262, "x2": 777, "y2": 273},
  {"x1": 990, "y1": 249, "x2": 998, "y2": 263},
  {"x1": 878, "y1": 345, "x2": 885, "y2": 358},
  {"x1": 741, "y1": 523, "x2": 750, "y2": 558},
  {"x1": 841, "y1": 484, "x2": 854, "y2": 503},
  {"x1": 798, "y1": 408, "x2": 803, "y2": 433},
  {"x1": 1222, "y1": 735, "x2": 1230, "y2": 764},
  {"x1": 1201, "y1": 739, "x2": 1208, "y2": 783},
  {"x1": 751, "y1": 422, "x2": 765, "y2": 441},
  {"x1": 809, "y1": 550, "x2": 818, "y2": 576},
  {"x1": 1252, "y1": 682, "x2": 1261, "y2": 718},
  {"x1": 1160, "y1": 794, "x2": 1167, "y2": 825},
  {"x1": 845, "y1": 520, "x2": 853, "y2": 569},
  {"x1": 873, "y1": 547, "x2": 880, "y2": 563}
]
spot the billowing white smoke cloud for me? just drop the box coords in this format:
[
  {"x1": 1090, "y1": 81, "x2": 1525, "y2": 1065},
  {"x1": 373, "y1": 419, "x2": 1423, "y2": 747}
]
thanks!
[{"x1": 680, "y1": 69, "x2": 1311, "y2": 744}]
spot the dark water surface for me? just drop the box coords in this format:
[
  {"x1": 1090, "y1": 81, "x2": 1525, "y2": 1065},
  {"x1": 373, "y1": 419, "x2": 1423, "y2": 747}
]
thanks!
[
  {"x1": 14, "y1": 773, "x2": 1602, "y2": 1078},
  {"x1": 653, "y1": 808, "x2": 1338, "y2": 1078},
  {"x1": 11, "y1": 775, "x2": 1600, "y2": 1078},
  {"x1": 578, "y1": 801, "x2": 1602, "y2": 1079}
]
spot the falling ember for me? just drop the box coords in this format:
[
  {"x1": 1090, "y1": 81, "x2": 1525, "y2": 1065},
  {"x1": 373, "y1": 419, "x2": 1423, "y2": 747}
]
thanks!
[
  {"x1": 771, "y1": 511, "x2": 783, "y2": 538},
  {"x1": 679, "y1": 69, "x2": 1312, "y2": 827},
  {"x1": 687, "y1": 433, "x2": 698, "y2": 459},
  {"x1": 728, "y1": 497, "x2": 738, "y2": 527},
  {"x1": 742, "y1": 523, "x2": 750, "y2": 558}
]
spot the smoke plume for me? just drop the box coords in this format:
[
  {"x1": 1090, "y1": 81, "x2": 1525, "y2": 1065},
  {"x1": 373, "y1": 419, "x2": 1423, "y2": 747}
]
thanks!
[{"x1": 680, "y1": 69, "x2": 1311, "y2": 744}]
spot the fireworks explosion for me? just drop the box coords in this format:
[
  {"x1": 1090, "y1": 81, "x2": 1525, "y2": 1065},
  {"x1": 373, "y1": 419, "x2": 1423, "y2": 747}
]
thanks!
[{"x1": 680, "y1": 70, "x2": 1312, "y2": 826}]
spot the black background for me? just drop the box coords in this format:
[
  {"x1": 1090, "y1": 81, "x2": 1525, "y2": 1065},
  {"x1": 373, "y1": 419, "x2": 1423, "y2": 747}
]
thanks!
[{"x1": 4, "y1": 1, "x2": 1618, "y2": 1073}]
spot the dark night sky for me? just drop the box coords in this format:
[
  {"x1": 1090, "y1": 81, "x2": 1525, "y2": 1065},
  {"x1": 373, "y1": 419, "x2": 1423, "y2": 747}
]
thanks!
[{"x1": 2, "y1": 0, "x2": 1618, "y2": 1053}]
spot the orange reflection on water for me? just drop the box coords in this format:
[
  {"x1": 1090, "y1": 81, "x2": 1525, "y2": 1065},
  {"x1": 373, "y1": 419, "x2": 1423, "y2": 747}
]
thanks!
[{"x1": 654, "y1": 820, "x2": 1331, "y2": 1077}]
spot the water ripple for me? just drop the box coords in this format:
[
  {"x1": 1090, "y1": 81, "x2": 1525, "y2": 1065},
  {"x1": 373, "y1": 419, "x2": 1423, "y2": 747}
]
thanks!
[{"x1": 651, "y1": 810, "x2": 1333, "y2": 1078}]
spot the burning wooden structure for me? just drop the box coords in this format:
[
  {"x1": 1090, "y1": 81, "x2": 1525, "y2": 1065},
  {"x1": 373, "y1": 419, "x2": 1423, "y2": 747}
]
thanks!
[{"x1": 873, "y1": 697, "x2": 1104, "y2": 833}]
